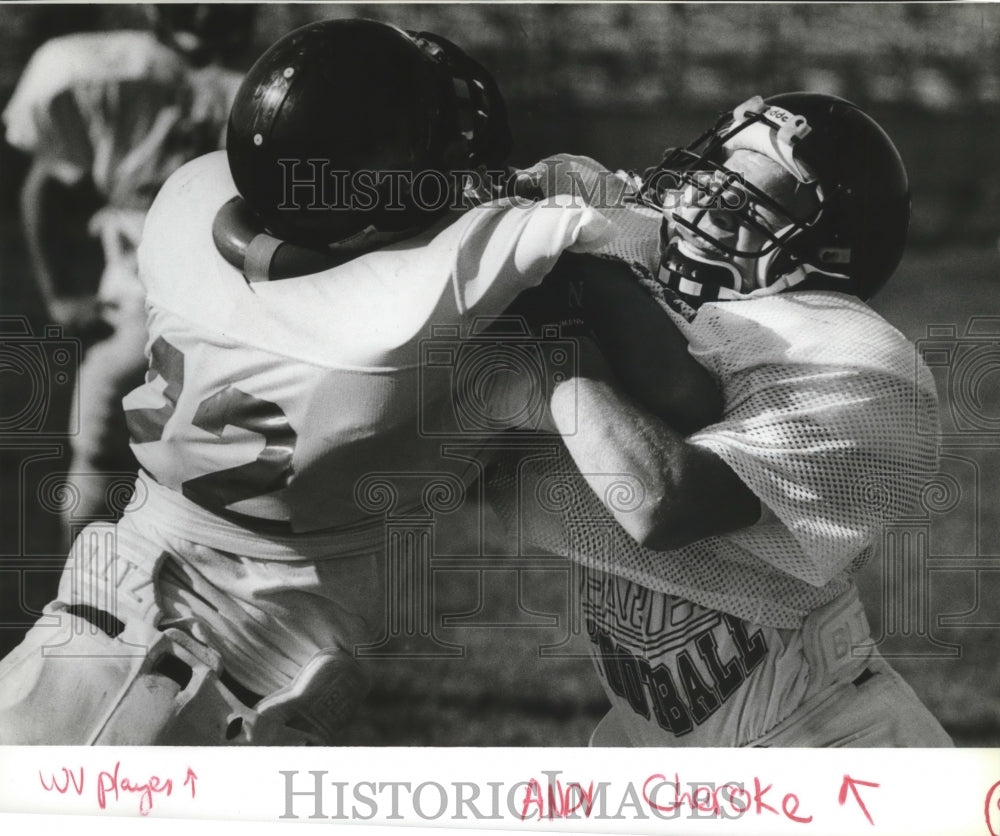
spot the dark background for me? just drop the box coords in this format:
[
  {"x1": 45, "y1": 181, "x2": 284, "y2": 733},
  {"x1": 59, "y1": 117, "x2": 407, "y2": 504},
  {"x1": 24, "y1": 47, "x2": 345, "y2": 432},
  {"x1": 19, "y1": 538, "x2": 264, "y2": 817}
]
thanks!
[{"x1": 1, "y1": 3, "x2": 998, "y2": 746}]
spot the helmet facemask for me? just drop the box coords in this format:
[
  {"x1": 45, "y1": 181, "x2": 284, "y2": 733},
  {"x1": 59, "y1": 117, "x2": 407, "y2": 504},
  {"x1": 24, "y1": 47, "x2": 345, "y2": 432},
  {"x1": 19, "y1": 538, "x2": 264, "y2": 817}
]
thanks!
[
  {"x1": 640, "y1": 96, "x2": 851, "y2": 306},
  {"x1": 409, "y1": 31, "x2": 512, "y2": 174}
]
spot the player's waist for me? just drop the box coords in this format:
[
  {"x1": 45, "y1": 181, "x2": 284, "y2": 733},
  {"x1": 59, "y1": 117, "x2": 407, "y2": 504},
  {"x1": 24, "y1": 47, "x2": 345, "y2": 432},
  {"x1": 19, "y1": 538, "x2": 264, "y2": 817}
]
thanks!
[
  {"x1": 125, "y1": 470, "x2": 387, "y2": 561},
  {"x1": 587, "y1": 585, "x2": 874, "y2": 747}
]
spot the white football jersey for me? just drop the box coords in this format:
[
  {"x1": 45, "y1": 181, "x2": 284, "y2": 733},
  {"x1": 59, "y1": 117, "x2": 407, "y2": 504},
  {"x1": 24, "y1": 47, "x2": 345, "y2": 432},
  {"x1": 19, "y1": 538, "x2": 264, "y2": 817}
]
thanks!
[{"x1": 124, "y1": 151, "x2": 613, "y2": 540}]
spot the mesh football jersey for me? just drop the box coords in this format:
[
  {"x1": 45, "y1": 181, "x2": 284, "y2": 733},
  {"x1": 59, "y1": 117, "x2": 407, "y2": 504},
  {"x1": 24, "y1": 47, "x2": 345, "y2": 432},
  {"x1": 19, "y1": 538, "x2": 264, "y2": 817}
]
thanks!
[
  {"x1": 124, "y1": 151, "x2": 613, "y2": 540},
  {"x1": 490, "y1": 155, "x2": 940, "y2": 629}
]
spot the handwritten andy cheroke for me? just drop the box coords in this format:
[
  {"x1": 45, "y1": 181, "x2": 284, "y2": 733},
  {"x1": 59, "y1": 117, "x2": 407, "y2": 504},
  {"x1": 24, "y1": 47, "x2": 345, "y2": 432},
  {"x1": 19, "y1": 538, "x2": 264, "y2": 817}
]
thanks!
[{"x1": 278, "y1": 769, "x2": 879, "y2": 825}]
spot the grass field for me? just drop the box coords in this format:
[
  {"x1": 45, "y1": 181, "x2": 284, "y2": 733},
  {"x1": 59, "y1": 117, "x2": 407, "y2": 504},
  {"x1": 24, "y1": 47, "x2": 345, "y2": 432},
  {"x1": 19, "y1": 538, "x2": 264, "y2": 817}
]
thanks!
[{"x1": 1, "y1": 218, "x2": 998, "y2": 746}]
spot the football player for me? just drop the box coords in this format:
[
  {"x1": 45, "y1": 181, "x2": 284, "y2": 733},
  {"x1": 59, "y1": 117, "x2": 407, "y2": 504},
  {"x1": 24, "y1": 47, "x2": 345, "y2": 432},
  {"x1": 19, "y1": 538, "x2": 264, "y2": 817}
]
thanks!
[
  {"x1": 0, "y1": 19, "x2": 628, "y2": 745},
  {"x1": 493, "y1": 94, "x2": 953, "y2": 746},
  {"x1": 4, "y1": 5, "x2": 257, "y2": 544}
]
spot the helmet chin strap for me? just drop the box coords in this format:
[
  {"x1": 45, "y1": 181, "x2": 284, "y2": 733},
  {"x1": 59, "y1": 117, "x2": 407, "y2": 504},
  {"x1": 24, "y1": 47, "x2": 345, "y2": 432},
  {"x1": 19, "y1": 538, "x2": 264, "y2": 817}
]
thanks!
[
  {"x1": 657, "y1": 238, "x2": 744, "y2": 306},
  {"x1": 212, "y1": 197, "x2": 425, "y2": 283},
  {"x1": 658, "y1": 227, "x2": 850, "y2": 308}
]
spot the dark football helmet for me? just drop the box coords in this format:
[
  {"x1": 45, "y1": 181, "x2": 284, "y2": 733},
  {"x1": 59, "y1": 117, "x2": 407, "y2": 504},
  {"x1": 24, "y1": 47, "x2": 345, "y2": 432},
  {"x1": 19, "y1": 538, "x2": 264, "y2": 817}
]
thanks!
[
  {"x1": 641, "y1": 92, "x2": 910, "y2": 303},
  {"x1": 226, "y1": 18, "x2": 512, "y2": 249}
]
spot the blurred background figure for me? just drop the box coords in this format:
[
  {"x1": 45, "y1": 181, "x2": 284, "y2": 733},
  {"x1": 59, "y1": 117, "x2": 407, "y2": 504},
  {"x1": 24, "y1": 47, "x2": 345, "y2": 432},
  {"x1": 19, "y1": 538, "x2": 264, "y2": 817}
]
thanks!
[{"x1": 2, "y1": 4, "x2": 258, "y2": 547}]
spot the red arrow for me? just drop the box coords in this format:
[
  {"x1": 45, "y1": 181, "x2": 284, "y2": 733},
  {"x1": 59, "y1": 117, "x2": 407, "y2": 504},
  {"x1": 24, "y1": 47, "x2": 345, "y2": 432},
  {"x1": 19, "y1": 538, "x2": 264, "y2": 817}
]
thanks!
[
  {"x1": 183, "y1": 767, "x2": 198, "y2": 799},
  {"x1": 838, "y1": 774, "x2": 880, "y2": 825}
]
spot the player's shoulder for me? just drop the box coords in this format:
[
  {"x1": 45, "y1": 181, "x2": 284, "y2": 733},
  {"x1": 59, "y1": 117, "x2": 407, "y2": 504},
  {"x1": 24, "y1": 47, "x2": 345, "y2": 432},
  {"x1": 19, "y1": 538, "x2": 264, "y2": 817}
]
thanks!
[
  {"x1": 139, "y1": 151, "x2": 443, "y2": 368},
  {"x1": 139, "y1": 151, "x2": 241, "y2": 304},
  {"x1": 144, "y1": 151, "x2": 235, "y2": 245},
  {"x1": 138, "y1": 151, "x2": 332, "y2": 365},
  {"x1": 749, "y1": 290, "x2": 912, "y2": 349},
  {"x1": 694, "y1": 290, "x2": 920, "y2": 378},
  {"x1": 155, "y1": 148, "x2": 235, "y2": 199},
  {"x1": 16, "y1": 31, "x2": 182, "y2": 98},
  {"x1": 706, "y1": 290, "x2": 910, "y2": 341}
]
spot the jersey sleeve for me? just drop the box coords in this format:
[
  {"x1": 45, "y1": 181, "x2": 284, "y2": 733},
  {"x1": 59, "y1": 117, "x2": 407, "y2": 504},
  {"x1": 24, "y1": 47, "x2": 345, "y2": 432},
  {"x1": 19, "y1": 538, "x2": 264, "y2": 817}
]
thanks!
[
  {"x1": 444, "y1": 191, "x2": 618, "y2": 319},
  {"x1": 516, "y1": 153, "x2": 637, "y2": 213},
  {"x1": 685, "y1": 293, "x2": 940, "y2": 586},
  {"x1": 139, "y1": 151, "x2": 617, "y2": 371}
]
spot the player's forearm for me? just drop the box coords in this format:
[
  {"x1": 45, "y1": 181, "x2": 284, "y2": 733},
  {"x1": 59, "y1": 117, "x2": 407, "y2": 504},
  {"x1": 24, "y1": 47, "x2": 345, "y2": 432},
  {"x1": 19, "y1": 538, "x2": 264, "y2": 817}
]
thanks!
[
  {"x1": 551, "y1": 346, "x2": 760, "y2": 550},
  {"x1": 556, "y1": 253, "x2": 723, "y2": 433}
]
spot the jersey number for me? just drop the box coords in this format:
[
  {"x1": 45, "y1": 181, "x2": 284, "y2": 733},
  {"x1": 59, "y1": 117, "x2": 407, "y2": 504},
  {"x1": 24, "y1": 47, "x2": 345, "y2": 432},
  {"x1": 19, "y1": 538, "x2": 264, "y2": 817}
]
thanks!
[{"x1": 125, "y1": 336, "x2": 296, "y2": 516}]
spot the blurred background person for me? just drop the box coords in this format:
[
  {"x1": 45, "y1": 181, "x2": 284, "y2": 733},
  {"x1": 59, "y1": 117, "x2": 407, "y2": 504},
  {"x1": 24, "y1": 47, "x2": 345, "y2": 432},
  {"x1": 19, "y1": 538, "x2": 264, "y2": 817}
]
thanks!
[{"x1": 2, "y1": 4, "x2": 258, "y2": 547}]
